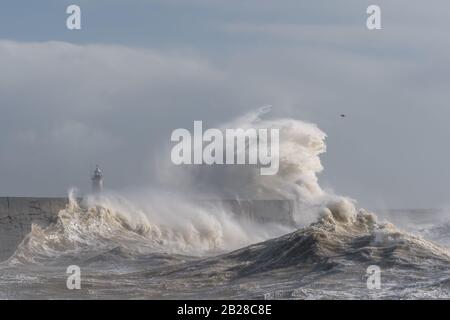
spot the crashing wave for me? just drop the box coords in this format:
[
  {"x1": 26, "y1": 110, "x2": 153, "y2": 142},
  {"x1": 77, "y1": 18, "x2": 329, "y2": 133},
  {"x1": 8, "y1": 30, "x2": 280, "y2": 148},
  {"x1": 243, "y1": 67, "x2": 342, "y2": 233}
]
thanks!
[
  {"x1": 214, "y1": 198, "x2": 450, "y2": 277},
  {"x1": 5, "y1": 191, "x2": 293, "y2": 266},
  {"x1": 4, "y1": 109, "x2": 450, "y2": 299}
]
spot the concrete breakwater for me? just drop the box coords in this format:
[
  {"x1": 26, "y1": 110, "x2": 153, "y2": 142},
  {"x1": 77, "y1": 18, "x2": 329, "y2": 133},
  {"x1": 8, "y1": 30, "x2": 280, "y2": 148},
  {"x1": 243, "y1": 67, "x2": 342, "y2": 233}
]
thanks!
[
  {"x1": 0, "y1": 197, "x2": 68, "y2": 262},
  {"x1": 0, "y1": 197, "x2": 295, "y2": 262}
]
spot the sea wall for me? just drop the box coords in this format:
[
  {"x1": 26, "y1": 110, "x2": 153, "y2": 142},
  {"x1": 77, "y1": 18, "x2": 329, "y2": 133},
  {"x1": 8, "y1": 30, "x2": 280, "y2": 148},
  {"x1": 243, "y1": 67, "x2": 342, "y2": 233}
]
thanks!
[
  {"x1": 205, "y1": 199, "x2": 296, "y2": 226},
  {"x1": 0, "y1": 197, "x2": 295, "y2": 262},
  {"x1": 0, "y1": 197, "x2": 68, "y2": 262}
]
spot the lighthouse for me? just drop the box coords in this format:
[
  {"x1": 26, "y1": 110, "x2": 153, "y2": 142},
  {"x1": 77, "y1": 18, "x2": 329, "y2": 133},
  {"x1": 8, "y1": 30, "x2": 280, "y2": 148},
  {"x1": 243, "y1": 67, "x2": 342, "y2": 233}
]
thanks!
[{"x1": 91, "y1": 165, "x2": 103, "y2": 193}]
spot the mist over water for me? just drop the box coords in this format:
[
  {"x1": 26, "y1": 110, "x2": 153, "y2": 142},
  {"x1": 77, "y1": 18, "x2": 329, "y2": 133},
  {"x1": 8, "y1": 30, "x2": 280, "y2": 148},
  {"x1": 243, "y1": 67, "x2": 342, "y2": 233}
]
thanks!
[{"x1": 2, "y1": 110, "x2": 450, "y2": 299}]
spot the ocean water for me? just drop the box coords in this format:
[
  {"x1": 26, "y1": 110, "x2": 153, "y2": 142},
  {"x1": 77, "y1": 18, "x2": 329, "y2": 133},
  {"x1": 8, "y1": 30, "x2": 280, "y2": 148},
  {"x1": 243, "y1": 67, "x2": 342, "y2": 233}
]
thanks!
[
  {"x1": 2, "y1": 110, "x2": 450, "y2": 299},
  {"x1": 1, "y1": 197, "x2": 450, "y2": 299}
]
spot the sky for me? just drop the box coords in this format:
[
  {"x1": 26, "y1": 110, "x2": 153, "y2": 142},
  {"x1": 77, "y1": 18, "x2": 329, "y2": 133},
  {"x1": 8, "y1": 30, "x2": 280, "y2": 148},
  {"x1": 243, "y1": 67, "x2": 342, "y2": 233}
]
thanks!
[{"x1": 0, "y1": 0, "x2": 449, "y2": 209}]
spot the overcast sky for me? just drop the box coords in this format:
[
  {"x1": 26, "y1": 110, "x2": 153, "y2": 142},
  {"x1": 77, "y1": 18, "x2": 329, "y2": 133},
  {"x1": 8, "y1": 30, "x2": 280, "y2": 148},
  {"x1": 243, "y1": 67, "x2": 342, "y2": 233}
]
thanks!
[{"x1": 0, "y1": 0, "x2": 449, "y2": 209}]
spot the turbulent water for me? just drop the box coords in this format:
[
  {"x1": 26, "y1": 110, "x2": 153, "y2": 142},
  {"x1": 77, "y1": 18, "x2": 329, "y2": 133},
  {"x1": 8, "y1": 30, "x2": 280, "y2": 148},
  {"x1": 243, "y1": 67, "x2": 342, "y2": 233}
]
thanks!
[{"x1": 2, "y1": 110, "x2": 450, "y2": 299}]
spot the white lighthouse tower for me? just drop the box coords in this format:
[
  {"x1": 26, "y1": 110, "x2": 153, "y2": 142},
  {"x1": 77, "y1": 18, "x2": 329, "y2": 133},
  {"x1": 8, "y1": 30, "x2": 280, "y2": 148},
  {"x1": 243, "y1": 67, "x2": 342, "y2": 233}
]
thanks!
[{"x1": 91, "y1": 165, "x2": 103, "y2": 193}]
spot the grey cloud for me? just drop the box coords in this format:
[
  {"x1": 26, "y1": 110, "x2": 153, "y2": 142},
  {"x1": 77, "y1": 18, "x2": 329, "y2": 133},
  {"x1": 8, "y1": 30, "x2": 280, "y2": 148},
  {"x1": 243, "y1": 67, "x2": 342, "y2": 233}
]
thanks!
[{"x1": 1, "y1": 0, "x2": 450, "y2": 210}]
